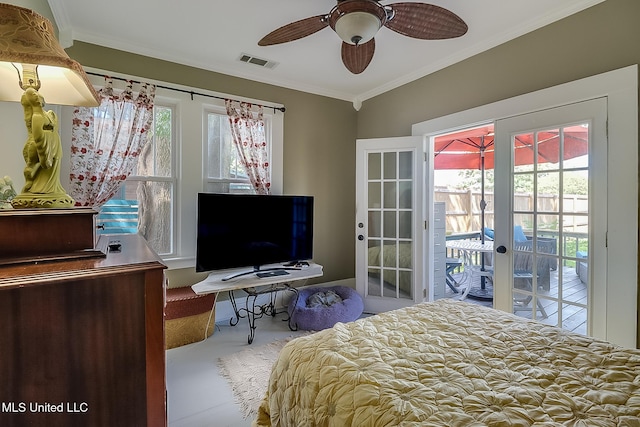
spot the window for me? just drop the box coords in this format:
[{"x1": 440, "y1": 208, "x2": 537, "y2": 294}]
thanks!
[
  {"x1": 204, "y1": 108, "x2": 272, "y2": 194},
  {"x1": 82, "y1": 71, "x2": 284, "y2": 269},
  {"x1": 103, "y1": 103, "x2": 176, "y2": 256}
]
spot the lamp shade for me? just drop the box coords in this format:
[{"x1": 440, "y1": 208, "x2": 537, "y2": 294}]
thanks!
[
  {"x1": 329, "y1": 1, "x2": 388, "y2": 46},
  {"x1": 0, "y1": 3, "x2": 98, "y2": 106},
  {"x1": 334, "y1": 11, "x2": 381, "y2": 45}
]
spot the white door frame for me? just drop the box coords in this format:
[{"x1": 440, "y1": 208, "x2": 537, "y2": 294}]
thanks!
[{"x1": 412, "y1": 65, "x2": 638, "y2": 348}]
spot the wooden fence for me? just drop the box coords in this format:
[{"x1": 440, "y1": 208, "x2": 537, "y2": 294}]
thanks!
[{"x1": 435, "y1": 188, "x2": 588, "y2": 234}]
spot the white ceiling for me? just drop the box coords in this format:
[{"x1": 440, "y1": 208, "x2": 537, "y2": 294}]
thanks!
[{"x1": 48, "y1": 0, "x2": 603, "y2": 104}]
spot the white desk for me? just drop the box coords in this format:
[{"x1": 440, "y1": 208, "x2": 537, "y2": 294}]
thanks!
[
  {"x1": 445, "y1": 240, "x2": 493, "y2": 300},
  {"x1": 192, "y1": 262, "x2": 323, "y2": 343}
]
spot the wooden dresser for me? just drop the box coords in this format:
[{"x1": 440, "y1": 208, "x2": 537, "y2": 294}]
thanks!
[{"x1": 0, "y1": 230, "x2": 167, "y2": 426}]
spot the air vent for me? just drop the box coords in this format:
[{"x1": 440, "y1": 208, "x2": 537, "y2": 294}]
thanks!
[{"x1": 238, "y1": 53, "x2": 278, "y2": 69}]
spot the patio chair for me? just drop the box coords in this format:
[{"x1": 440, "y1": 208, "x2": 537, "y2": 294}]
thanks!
[
  {"x1": 445, "y1": 257, "x2": 463, "y2": 293},
  {"x1": 513, "y1": 238, "x2": 556, "y2": 291},
  {"x1": 513, "y1": 270, "x2": 548, "y2": 318},
  {"x1": 483, "y1": 227, "x2": 557, "y2": 290}
]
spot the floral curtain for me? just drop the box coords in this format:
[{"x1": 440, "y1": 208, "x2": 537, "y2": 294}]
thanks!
[
  {"x1": 69, "y1": 77, "x2": 156, "y2": 207},
  {"x1": 225, "y1": 100, "x2": 271, "y2": 194}
]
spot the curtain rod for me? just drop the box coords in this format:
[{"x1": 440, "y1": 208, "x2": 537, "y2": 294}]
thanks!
[{"x1": 86, "y1": 71, "x2": 286, "y2": 113}]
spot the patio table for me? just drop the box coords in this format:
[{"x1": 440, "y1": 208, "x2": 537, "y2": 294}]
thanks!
[{"x1": 445, "y1": 239, "x2": 494, "y2": 300}]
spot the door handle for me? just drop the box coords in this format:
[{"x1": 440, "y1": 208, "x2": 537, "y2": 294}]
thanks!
[{"x1": 496, "y1": 245, "x2": 507, "y2": 254}]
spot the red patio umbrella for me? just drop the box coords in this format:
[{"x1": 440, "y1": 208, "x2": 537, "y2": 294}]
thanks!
[
  {"x1": 434, "y1": 124, "x2": 589, "y2": 227},
  {"x1": 434, "y1": 124, "x2": 589, "y2": 170}
]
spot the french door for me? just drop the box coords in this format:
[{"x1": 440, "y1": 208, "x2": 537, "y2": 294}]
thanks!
[
  {"x1": 355, "y1": 136, "x2": 425, "y2": 313},
  {"x1": 493, "y1": 99, "x2": 608, "y2": 338}
]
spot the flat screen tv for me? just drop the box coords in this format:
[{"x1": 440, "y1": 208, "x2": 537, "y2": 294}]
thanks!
[{"x1": 196, "y1": 193, "x2": 314, "y2": 278}]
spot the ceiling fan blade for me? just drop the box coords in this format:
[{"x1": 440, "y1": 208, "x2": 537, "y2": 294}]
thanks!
[
  {"x1": 258, "y1": 15, "x2": 329, "y2": 46},
  {"x1": 341, "y1": 39, "x2": 375, "y2": 74},
  {"x1": 385, "y1": 3, "x2": 468, "y2": 40}
]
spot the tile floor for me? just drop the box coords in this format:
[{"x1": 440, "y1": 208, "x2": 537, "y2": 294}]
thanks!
[{"x1": 166, "y1": 313, "x2": 307, "y2": 427}]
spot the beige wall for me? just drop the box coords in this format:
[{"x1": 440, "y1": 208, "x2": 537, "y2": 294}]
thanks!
[
  {"x1": 357, "y1": 0, "x2": 640, "y2": 344},
  {"x1": 358, "y1": 0, "x2": 639, "y2": 139}
]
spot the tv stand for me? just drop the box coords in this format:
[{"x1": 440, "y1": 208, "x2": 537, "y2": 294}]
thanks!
[
  {"x1": 255, "y1": 269, "x2": 290, "y2": 278},
  {"x1": 221, "y1": 266, "x2": 301, "y2": 281},
  {"x1": 192, "y1": 262, "x2": 323, "y2": 344}
]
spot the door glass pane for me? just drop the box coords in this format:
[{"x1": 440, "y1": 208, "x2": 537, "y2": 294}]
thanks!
[
  {"x1": 514, "y1": 172, "x2": 533, "y2": 200},
  {"x1": 368, "y1": 211, "x2": 381, "y2": 238},
  {"x1": 368, "y1": 270, "x2": 382, "y2": 297},
  {"x1": 383, "y1": 211, "x2": 396, "y2": 238},
  {"x1": 537, "y1": 128, "x2": 560, "y2": 164},
  {"x1": 537, "y1": 171, "x2": 559, "y2": 212},
  {"x1": 513, "y1": 213, "x2": 533, "y2": 235},
  {"x1": 399, "y1": 211, "x2": 412, "y2": 239},
  {"x1": 368, "y1": 240, "x2": 382, "y2": 267},
  {"x1": 399, "y1": 181, "x2": 412, "y2": 209},
  {"x1": 398, "y1": 270, "x2": 412, "y2": 299},
  {"x1": 562, "y1": 303, "x2": 587, "y2": 335},
  {"x1": 368, "y1": 182, "x2": 381, "y2": 208},
  {"x1": 382, "y1": 242, "x2": 397, "y2": 268},
  {"x1": 513, "y1": 289, "x2": 535, "y2": 318},
  {"x1": 383, "y1": 182, "x2": 396, "y2": 208},
  {"x1": 563, "y1": 217, "x2": 589, "y2": 258},
  {"x1": 383, "y1": 152, "x2": 396, "y2": 179},
  {"x1": 383, "y1": 269, "x2": 397, "y2": 295},
  {"x1": 538, "y1": 297, "x2": 556, "y2": 324},
  {"x1": 399, "y1": 151, "x2": 412, "y2": 179},
  {"x1": 368, "y1": 153, "x2": 381, "y2": 179},
  {"x1": 512, "y1": 123, "x2": 589, "y2": 334},
  {"x1": 367, "y1": 239, "x2": 382, "y2": 297},
  {"x1": 514, "y1": 132, "x2": 535, "y2": 173},
  {"x1": 562, "y1": 171, "x2": 588, "y2": 213},
  {"x1": 538, "y1": 214, "x2": 559, "y2": 235}
]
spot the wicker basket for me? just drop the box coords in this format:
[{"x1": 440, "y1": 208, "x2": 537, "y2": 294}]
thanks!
[{"x1": 165, "y1": 287, "x2": 215, "y2": 349}]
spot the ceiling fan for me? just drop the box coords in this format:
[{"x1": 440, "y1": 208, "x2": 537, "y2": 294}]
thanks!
[{"x1": 258, "y1": 0, "x2": 468, "y2": 74}]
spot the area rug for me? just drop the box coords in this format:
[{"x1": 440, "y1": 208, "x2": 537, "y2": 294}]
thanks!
[{"x1": 218, "y1": 335, "x2": 305, "y2": 419}]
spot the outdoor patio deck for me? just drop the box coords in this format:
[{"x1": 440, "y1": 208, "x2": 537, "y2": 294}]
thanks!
[{"x1": 445, "y1": 265, "x2": 587, "y2": 335}]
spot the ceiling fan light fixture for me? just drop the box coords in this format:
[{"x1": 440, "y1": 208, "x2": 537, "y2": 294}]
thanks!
[
  {"x1": 328, "y1": 0, "x2": 388, "y2": 45},
  {"x1": 334, "y1": 11, "x2": 381, "y2": 45},
  {"x1": 259, "y1": 0, "x2": 468, "y2": 74}
]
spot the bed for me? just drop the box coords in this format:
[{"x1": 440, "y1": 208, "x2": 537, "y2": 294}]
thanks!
[{"x1": 254, "y1": 299, "x2": 640, "y2": 426}]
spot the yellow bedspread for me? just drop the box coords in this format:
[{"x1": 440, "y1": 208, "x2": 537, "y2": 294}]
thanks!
[{"x1": 254, "y1": 299, "x2": 640, "y2": 426}]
